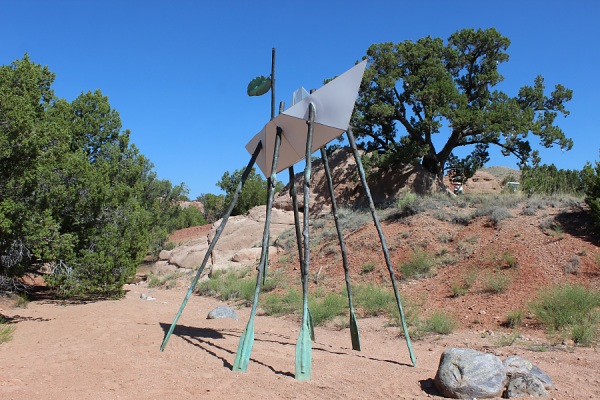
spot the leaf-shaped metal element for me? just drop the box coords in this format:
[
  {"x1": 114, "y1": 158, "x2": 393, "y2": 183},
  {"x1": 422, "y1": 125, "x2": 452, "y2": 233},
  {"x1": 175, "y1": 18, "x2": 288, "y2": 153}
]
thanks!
[
  {"x1": 247, "y1": 75, "x2": 271, "y2": 96},
  {"x1": 232, "y1": 319, "x2": 254, "y2": 372},
  {"x1": 295, "y1": 318, "x2": 312, "y2": 381}
]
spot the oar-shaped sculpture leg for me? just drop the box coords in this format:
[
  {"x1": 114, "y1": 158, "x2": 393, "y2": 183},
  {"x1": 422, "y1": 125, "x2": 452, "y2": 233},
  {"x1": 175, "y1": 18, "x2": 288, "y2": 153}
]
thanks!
[
  {"x1": 288, "y1": 166, "x2": 304, "y2": 269},
  {"x1": 160, "y1": 141, "x2": 263, "y2": 352},
  {"x1": 232, "y1": 128, "x2": 282, "y2": 372},
  {"x1": 288, "y1": 166, "x2": 315, "y2": 342},
  {"x1": 346, "y1": 128, "x2": 417, "y2": 367},
  {"x1": 295, "y1": 103, "x2": 315, "y2": 381},
  {"x1": 320, "y1": 148, "x2": 361, "y2": 351}
]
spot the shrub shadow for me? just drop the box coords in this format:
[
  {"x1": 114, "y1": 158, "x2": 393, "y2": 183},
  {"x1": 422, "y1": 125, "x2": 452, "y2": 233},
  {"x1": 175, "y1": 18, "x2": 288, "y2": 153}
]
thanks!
[{"x1": 555, "y1": 207, "x2": 599, "y2": 246}]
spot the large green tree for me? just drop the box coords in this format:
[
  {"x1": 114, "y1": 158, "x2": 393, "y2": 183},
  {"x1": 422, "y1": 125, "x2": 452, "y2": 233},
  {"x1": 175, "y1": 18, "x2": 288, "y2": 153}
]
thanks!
[
  {"x1": 0, "y1": 55, "x2": 195, "y2": 296},
  {"x1": 352, "y1": 28, "x2": 573, "y2": 179}
]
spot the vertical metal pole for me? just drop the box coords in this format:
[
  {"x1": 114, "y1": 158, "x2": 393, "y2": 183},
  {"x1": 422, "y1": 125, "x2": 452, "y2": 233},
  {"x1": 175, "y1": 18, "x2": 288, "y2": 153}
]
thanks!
[
  {"x1": 262, "y1": 47, "x2": 276, "y2": 285},
  {"x1": 270, "y1": 48, "x2": 276, "y2": 121},
  {"x1": 160, "y1": 141, "x2": 263, "y2": 352},
  {"x1": 295, "y1": 102, "x2": 315, "y2": 381},
  {"x1": 282, "y1": 98, "x2": 304, "y2": 271},
  {"x1": 232, "y1": 128, "x2": 282, "y2": 372},
  {"x1": 319, "y1": 148, "x2": 361, "y2": 351},
  {"x1": 346, "y1": 128, "x2": 417, "y2": 367},
  {"x1": 288, "y1": 166, "x2": 303, "y2": 269}
]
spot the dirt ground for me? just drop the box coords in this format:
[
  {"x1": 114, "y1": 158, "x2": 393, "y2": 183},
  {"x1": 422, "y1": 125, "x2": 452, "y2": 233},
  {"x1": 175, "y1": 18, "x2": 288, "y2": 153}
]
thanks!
[{"x1": 1, "y1": 281, "x2": 600, "y2": 400}]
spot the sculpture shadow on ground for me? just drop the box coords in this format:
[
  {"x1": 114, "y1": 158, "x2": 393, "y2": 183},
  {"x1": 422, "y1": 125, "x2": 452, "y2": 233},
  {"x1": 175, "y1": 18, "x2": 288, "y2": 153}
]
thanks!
[{"x1": 158, "y1": 322, "x2": 413, "y2": 376}]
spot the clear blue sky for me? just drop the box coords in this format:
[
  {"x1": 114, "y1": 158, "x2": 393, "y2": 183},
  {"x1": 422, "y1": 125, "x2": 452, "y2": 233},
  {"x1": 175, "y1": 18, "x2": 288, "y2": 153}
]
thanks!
[{"x1": 2, "y1": 0, "x2": 598, "y2": 199}]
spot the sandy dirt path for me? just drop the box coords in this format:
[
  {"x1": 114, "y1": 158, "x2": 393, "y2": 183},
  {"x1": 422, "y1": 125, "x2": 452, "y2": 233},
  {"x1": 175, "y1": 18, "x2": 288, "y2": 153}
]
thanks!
[{"x1": 1, "y1": 284, "x2": 599, "y2": 399}]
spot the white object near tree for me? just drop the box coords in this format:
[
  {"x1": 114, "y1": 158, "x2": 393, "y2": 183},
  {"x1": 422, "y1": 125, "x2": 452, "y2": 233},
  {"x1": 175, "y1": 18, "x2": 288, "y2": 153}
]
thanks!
[{"x1": 246, "y1": 60, "x2": 368, "y2": 177}]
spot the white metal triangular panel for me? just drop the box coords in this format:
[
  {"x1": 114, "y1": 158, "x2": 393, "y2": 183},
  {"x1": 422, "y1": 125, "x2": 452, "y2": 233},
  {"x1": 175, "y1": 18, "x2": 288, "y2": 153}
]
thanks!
[
  {"x1": 282, "y1": 60, "x2": 366, "y2": 130},
  {"x1": 246, "y1": 60, "x2": 367, "y2": 176}
]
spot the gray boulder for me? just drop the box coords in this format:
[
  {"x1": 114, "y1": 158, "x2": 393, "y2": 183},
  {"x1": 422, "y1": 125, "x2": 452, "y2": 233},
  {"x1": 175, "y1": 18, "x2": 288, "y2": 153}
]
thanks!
[
  {"x1": 435, "y1": 348, "x2": 505, "y2": 399},
  {"x1": 207, "y1": 306, "x2": 238, "y2": 320},
  {"x1": 504, "y1": 374, "x2": 548, "y2": 398},
  {"x1": 503, "y1": 356, "x2": 553, "y2": 390}
]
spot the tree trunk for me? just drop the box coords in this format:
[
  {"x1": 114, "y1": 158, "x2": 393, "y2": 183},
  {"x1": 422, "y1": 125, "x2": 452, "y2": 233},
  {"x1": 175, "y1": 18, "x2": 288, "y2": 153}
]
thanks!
[{"x1": 421, "y1": 154, "x2": 444, "y2": 181}]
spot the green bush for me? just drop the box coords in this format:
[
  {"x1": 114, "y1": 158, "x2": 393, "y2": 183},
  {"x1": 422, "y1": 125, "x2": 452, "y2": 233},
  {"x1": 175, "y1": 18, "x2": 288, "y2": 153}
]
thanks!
[
  {"x1": 337, "y1": 207, "x2": 371, "y2": 232},
  {"x1": 196, "y1": 267, "x2": 283, "y2": 307},
  {"x1": 521, "y1": 164, "x2": 587, "y2": 195},
  {"x1": 361, "y1": 262, "x2": 376, "y2": 274},
  {"x1": 451, "y1": 283, "x2": 468, "y2": 297},
  {"x1": 351, "y1": 284, "x2": 397, "y2": 317},
  {"x1": 529, "y1": 284, "x2": 600, "y2": 344},
  {"x1": 0, "y1": 56, "x2": 195, "y2": 298},
  {"x1": 401, "y1": 248, "x2": 437, "y2": 279},
  {"x1": 0, "y1": 316, "x2": 15, "y2": 344},
  {"x1": 422, "y1": 310, "x2": 457, "y2": 335},
  {"x1": 147, "y1": 271, "x2": 184, "y2": 289},
  {"x1": 262, "y1": 289, "x2": 302, "y2": 316},
  {"x1": 217, "y1": 168, "x2": 284, "y2": 217},
  {"x1": 483, "y1": 271, "x2": 512, "y2": 293},
  {"x1": 308, "y1": 293, "x2": 348, "y2": 326},
  {"x1": 502, "y1": 252, "x2": 518, "y2": 269},
  {"x1": 505, "y1": 309, "x2": 525, "y2": 328},
  {"x1": 584, "y1": 158, "x2": 600, "y2": 232}
]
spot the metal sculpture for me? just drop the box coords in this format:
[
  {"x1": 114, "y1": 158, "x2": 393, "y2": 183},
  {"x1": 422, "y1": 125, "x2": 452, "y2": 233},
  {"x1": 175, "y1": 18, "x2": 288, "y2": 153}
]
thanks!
[{"x1": 161, "y1": 51, "x2": 416, "y2": 381}]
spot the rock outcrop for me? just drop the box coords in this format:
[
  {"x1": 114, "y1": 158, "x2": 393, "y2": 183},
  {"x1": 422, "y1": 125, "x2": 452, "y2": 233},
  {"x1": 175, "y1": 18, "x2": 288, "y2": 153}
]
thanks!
[
  {"x1": 154, "y1": 205, "x2": 296, "y2": 276},
  {"x1": 273, "y1": 148, "x2": 443, "y2": 214}
]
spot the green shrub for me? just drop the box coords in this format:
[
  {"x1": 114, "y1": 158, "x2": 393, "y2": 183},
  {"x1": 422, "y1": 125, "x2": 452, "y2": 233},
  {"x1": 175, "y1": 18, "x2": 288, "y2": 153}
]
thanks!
[
  {"x1": 14, "y1": 294, "x2": 29, "y2": 309},
  {"x1": 437, "y1": 233, "x2": 453, "y2": 243},
  {"x1": 584, "y1": 158, "x2": 600, "y2": 232},
  {"x1": 361, "y1": 262, "x2": 376, "y2": 274},
  {"x1": 472, "y1": 205, "x2": 514, "y2": 227},
  {"x1": 308, "y1": 293, "x2": 348, "y2": 326},
  {"x1": 450, "y1": 213, "x2": 472, "y2": 226},
  {"x1": 147, "y1": 271, "x2": 184, "y2": 289},
  {"x1": 275, "y1": 228, "x2": 299, "y2": 252},
  {"x1": 217, "y1": 167, "x2": 284, "y2": 217},
  {"x1": 563, "y1": 256, "x2": 580, "y2": 275},
  {"x1": 505, "y1": 309, "x2": 525, "y2": 328},
  {"x1": 529, "y1": 284, "x2": 600, "y2": 331},
  {"x1": 262, "y1": 289, "x2": 302, "y2": 316},
  {"x1": 422, "y1": 310, "x2": 457, "y2": 335},
  {"x1": 494, "y1": 330, "x2": 521, "y2": 347},
  {"x1": 451, "y1": 268, "x2": 477, "y2": 297},
  {"x1": 451, "y1": 283, "x2": 468, "y2": 297},
  {"x1": 401, "y1": 248, "x2": 437, "y2": 279},
  {"x1": 0, "y1": 316, "x2": 15, "y2": 345},
  {"x1": 502, "y1": 252, "x2": 518, "y2": 269},
  {"x1": 337, "y1": 207, "x2": 371, "y2": 232},
  {"x1": 195, "y1": 267, "x2": 280, "y2": 305},
  {"x1": 163, "y1": 241, "x2": 177, "y2": 251},
  {"x1": 352, "y1": 284, "x2": 396, "y2": 317},
  {"x1": 521, "y1": 164, "x2": 587, "y2": 196},
  {"x1": 483, "y1": 271, "x2": 512, "y2": 294},
  {"x1": 571, "y1": 320, "x2": 598, "y2": 346},
  {"x1": 397, "y1": 192, "x2": 419, "y2": 215}
]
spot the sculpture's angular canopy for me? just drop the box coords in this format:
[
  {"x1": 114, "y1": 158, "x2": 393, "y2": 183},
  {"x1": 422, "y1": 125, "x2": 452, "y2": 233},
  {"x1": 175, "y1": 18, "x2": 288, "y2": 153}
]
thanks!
[{"x1": 246, "y1": 60, "x2": 367, "y2": 176}]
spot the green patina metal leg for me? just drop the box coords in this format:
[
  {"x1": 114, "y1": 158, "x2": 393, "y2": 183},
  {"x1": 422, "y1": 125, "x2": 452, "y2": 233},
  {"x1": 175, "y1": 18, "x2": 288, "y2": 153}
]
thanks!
[
  {"x1": 288, "y1": 166, "x2": 304, "y2": 269},
  {"x1": 289, "y1": 165, "x2": 315, "y2": 342},
  {"x1": 160, "y1": 141, "x2": 263, "y2": 352},
  {"x1": 232, "y1": 127, "x2": 282, "y2": 372},
  {"x1": 320, "y1": 148, "x2": 361, "y2": 351},
  {"x1": 346, "y1": 128, "x2": 417, "y2": 367},
  {"x1": 295, "y1": 103, "x2": 315, "y2": 381}
]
